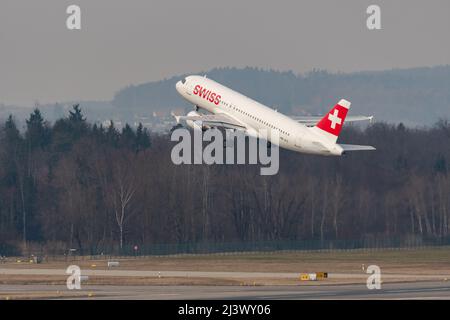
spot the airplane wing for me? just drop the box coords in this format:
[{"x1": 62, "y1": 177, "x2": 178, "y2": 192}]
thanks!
[
  {"x1": 172, "y1": 112, "x2": 247, "y2": 130},
  {"x1": 293, "y1": 115, "x2": 373, "y2": 127},
  {"x1": 339, "y1": 144, "x2": 376, "y2": 152}
]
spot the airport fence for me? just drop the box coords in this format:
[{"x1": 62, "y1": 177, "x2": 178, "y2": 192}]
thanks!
[
  {"x1": 115, "y1": 236, "x2": 450, "y2": 257},
  {"x1": 3, "y1": 236, "x2": 450, "y2": 259}
]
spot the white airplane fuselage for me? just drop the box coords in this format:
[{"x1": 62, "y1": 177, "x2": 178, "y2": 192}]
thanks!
[{"x1": 176, "y1": 75, "x2": 345, "y2": 156}]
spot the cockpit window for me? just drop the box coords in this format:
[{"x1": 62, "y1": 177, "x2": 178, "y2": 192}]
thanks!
[{"x1": 181, "y1": 78, "x2": 186, "y2": 84}]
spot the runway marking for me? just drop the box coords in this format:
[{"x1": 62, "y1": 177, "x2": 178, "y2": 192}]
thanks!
[
  {"x1": 3, "y1": 284, "x2": 450, "y2": 300},
  {"x1": 394, "y1": 297, "x2": 450, "y2": 300},
  {"x1": 385, "y1": 287, "x2": 450, "y2": 294}
]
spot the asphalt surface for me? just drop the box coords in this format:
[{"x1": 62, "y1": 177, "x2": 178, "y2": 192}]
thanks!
[
  {"x1": 1, "y1": 268, "x2": 449, "y2": 281},
  {"x1": 1, "y1": 282, "x2": 450, "y2": 299},
  {"x1": 1, "y1": 267, "x2": 450, "y2": 299}
]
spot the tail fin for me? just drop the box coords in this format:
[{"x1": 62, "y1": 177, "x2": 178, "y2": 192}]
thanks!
[
  {"x1": 171, "y1": 111, "x2": 181, "y2": 124},
  {"x1": 312, "y1": 99, "x2": 351, "y2": 143}
]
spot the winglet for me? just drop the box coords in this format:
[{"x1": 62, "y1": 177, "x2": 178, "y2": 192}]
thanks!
[{"x1": 171, "y1": 111, "x2": 181, "y2": 124}]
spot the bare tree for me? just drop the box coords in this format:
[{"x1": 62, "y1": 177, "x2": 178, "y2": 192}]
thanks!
[
  {"x1": 109, "y1": 153, "x2": 137, "y2": 251},
  {"x1": 330, "y1": 174, "x2": 345, "y2": 239}
]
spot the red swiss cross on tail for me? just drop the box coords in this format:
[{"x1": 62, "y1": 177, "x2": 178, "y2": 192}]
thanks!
[
  {"x1": 316, "y1": 99, "x2": 350, "y2": 136},
  {"x1": 314, "y1": 99, "x2": 351, "y2": 142}
]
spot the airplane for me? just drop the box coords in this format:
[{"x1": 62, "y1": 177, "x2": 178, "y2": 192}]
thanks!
[{"x1": 173, "y1": 75, "x2": 375, "y2": 156}]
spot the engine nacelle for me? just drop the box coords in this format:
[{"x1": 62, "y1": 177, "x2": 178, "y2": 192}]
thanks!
[{"x1": 186, "y1": 111, "x2": 209, "y2": 131}]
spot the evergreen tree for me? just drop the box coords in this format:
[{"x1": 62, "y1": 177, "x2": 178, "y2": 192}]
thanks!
[
  {"x1": 1, "y1": 115, "x2": 23, "y2": 186},
  {"x1": 68, "y1": 104, "x2": 85, "y2": 123},
  {"x1": 135, "y1": 123, "x2": 151, "y2": 151},
  {"x1": 4, "y1": 115, "x2": 21, "y2": 142},
  {"x1": 25, "y1": 108, "x2": 50, "y2": 149},
  {"x1": 120, "y1": 123, "x2": 136, "y2": 149},
  {"x1": 106, "y1": 120, "x2": 119, "y2": 147},
  {"x1": 68, "y1": 104, "x2": 88, "y2": 139}
]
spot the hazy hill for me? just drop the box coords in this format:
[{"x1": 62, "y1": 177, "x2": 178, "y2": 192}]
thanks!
[
  {"x1": 112, "y1": 66, "x2": 450, "y2": 126},
  {"x1": 2, "y1": 66, "x2": 450, "y2": 127}
]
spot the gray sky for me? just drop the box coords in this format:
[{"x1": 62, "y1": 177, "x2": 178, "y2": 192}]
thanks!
[{"x1": 1, "y1": 0, "x2": 450, "y2": 106}]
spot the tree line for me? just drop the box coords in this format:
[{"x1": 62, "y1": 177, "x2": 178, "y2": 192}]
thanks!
[{"x1": 0, "y1": 105, "x2": 449, "y2": 255}]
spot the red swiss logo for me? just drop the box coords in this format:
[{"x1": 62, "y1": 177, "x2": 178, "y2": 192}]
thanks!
[{"x1": 193, "y1": 85, "x2": 221, "y2": 105}]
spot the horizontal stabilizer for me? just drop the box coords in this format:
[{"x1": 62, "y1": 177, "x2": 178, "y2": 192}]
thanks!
[
  {"x1": 339, "y1": 144, "x2": 376, "y2": 152},
  {"x1": 295, "y1": 115, "x2": 373, "y2": 127}
]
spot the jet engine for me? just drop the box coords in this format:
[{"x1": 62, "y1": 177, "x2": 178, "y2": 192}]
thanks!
[{"x1": 185, "y1": 111, "x2": 209, "y2": 131}]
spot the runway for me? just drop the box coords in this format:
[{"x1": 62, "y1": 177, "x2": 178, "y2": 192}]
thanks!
[
  {"x1": 1, "y1": 267, "x2": 449, "y2": 281},
  {"x1": 1, "y1": 267, "x2": 450, "y2": 299},
  {"x1": 1, "y1": 282, "x2": 450, "y2": 299}
]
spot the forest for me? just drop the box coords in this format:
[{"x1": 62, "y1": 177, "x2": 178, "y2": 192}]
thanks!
[{"x1": 0, "y1": 105, "x2": 450, "y2": 255}]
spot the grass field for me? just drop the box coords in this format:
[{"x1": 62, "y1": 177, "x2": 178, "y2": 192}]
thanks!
[
  {"x1": 1, "y1": 247, "x2": 449, "y2": 288},
  {"x1": 3, "y1": 247, "x2": 450, "y2": 272}
]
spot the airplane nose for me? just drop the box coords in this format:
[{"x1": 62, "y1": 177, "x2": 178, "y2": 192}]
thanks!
[{"x1": 175, "y1": 80, "x2": 183, "y2": 94}]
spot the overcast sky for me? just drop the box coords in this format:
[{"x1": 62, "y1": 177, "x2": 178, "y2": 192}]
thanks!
[{"x1": 1, "y1": 0, "x2": 450, "y2": 106}]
